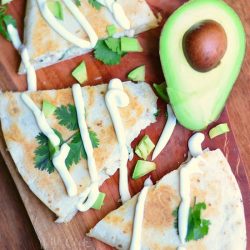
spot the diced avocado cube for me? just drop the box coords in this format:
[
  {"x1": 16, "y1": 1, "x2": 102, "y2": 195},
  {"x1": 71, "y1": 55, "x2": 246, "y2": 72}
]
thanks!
[
  {"x1": 72, "y1": 61, "x2": 88, "y2": 84},
  {"x1": 42, "y1": 100, "x2": 56, "y2": 118},
  {"x1": 135, "y1": 135, "x2": 155, "y2": 160},
  {"x1": 106, "y1": 24, "x2": 117, "y2": 37},
  {"x1": 48, "y1": 1, "x2": 64, "y2": 20},
  {"x1": 209, "y1": 123, "x2": 230, "y2": 139},
  {"x1": 128, "y1": 65, "x2": 145, "y2": 82},
  {"x1": 132, "y1": 160, "x2": 156, "y2": 180},
  {"x1": 1, "y1": 0, "x2": 12, "y2": 4},
  {"x1": 121, "y1": 37, "x2": 143, "y2": 52},
  {"x1": 153, "y1": 82, "x2": 169, "y2": 102},
  {"x1": 92, "y1": 192, "x2": 106, "y2": 210}
]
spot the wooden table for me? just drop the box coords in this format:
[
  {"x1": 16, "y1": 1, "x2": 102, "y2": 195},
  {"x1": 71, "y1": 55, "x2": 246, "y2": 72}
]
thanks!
[{"x1": 0, "y1": 0, "x2": 249, "y2": 249}]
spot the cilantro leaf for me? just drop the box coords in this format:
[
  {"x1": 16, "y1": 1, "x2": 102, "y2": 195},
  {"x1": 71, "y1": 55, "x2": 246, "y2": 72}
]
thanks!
[
  {"x1": 75, "y1": 0, "x2": 81, "y2": 6},
  {"x1": 0, "y1": 6, "x2": 16, "y2": 41},
  {"x1": 173, "y1": 201, "x2": 211, "y2": 242},
  {"x1": 34, "y1": 129, "x2": 63, "y2": 174},
  {"x1": 186, "y1": 202, "x2": 211, "y2": 241},
  {"x1": 94, "y1": 39, "x2": 122, "y2": 65},
  {"x1": 66, "y1": 131, "x2": 86, "y2": 167},
  {"x1": 88, "y1": 0, "x2": 103, "y2": 10},
  {"x1": 34, "y1": 103, "x2": 100, "y2": 173},
  {"x1": 89, "y1": 130, "x2": 100, "y2": 148},
  {"x1": 66, "y1": 130, "x2": 100, "y2": 168},
  {"x1": 54, "y1": 104, "x2": 78, "y2": 131}
]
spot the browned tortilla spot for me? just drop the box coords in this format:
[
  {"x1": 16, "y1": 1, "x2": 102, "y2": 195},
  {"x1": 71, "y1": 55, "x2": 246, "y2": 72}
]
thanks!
[
  {"x1": 121, "y1": 90, "x2": 144, "y2": 128},
  {"x1": 32, "y1": 14, "x2": 59, "y2": 58},
  {"x1": 104, "y1": 214, "x2": 133, "y2": 234},
  {"x1": 143, "y1": 185, "x2": 180, "y2": 230},
  {"x1": 5, "y1": 94, "x2": 20, "y2": 117}
]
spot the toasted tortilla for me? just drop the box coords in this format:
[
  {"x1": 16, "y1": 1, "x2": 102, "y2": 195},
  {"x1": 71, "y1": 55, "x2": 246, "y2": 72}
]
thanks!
[
  {"x1": 19, "y1": 0, "x2": 158, "y2": 73},
  {"x1": 0, "y1": 81, "x2": 157, "y2": 222},
  {"x1": 88, "y1": 149, "x2": 246, "y2": 250}
]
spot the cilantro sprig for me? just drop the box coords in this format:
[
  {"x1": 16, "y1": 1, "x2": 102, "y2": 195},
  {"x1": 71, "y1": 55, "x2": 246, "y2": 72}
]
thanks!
[
  {"x1": 75, "y1": 0, "x2": 81, "y2": 6},
  {"x1": 94, "y1": 34, "x2": 143, "y2": 65},
  {"x1": 94, "y1": 39, "x2": 124, "y2": 65},
  {"x1": 88, "y1": 0, "x2": 103, "y2": 10},
  {"x1": 0, "y1": 5, "x2": 16, "y2": 41},
  {"x1": 34, "y1": 129, "x2": 63, "y2": 174},
  {"x1": 34, "y1": 104, "x2": 99, "y2": 174},
  {"x1": 173, "y1": 200, "x2": 211, "y2": 242}
]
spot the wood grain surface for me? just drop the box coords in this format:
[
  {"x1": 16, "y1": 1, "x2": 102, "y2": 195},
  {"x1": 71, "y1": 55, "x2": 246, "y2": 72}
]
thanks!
[{"x1": 0, "y1": 0, "x2": 249, "y2": 249}]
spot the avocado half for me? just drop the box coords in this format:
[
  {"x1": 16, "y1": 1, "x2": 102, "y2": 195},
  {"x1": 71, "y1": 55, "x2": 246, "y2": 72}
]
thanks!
[{"x1": 160, "y1": 0, "x2": 246, "y2": 131}]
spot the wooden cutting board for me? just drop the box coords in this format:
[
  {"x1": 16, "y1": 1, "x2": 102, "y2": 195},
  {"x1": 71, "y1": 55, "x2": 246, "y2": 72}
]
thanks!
[{"x1": 0, "y1": 0, "x2": 249, "y2": 249}]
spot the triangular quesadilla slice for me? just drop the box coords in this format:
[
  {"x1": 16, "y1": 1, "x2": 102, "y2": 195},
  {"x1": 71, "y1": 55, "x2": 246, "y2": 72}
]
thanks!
[
  {"x1": 19, "y1": 0, "x2": 158, "y2": 73},
  {"x1": 88, "y1": 149, "x2": 246, "y2": 250},
  {"x1": 0, "y1": 81, "x2": 157, "y2": 222}
]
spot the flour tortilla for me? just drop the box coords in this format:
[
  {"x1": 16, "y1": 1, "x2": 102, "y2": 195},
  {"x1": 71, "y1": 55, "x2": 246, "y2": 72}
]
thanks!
[
  {"x1": 0, "y1": 81, "x2": 157, "y2": 222},
  {"x1": 88, "y1": 149, "x2": 246, "y2": 250},
  {"x1": 19, "y1": 0, "x2": 158, "y2": 73}
]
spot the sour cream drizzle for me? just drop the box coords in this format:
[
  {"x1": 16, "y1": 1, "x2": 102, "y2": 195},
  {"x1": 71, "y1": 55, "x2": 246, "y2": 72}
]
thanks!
[
  {"x1": 7, "y1": 25, "x2": 37, "y2": 91},
  {"x1": 72, "y1": 84, "x2": 100, "y2": 211},
  {"x1": 130, "y1": 177, "x2": 153, "y2": 250},
  {"x1": 36, "y1": 0, "x2": 98, "y2": 49},
  {"x1": 188, "y1": 133, "x2": 205, "y2": 157},
  {"x1": 97, "y1": 0, "x2": 130, "y2": 30},
  {"x1": 105, "y1": 79, "x2": 131, "y2": 203},
  {"x1": 152, "y1": 104, "x2": 176, "y2": 160},
  {"x1": 178, "y1": 134, "x2": 204, "y2": 249},
  {"x1": 52, "y1": 143, "x2": 77, "y2": 196},
  {"x1": 21, "y1": 93, "x2": 77, "y2": 196}
]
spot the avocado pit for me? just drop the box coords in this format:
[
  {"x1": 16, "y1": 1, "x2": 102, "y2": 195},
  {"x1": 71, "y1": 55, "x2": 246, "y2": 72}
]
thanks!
[{"x1": 183, "y1": 20, "x2": 227, "y2": 72}]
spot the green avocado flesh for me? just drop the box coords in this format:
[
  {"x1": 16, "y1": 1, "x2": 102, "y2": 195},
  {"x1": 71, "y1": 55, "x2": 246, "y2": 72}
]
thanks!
[
  {"x1": 135, "y1": 135, "x2": 155, "y2": 160},
  {"x1": 92, "y1": 192, "x2": 106, "y2": 210},
  {"x1": 160, "y1": 0, "x2": 246, "y2": 131},
  {"x1": 132, "y1": 160, "x2": 156, "y2": 180},
  {"x1": 42, "y1": 100, "x2": 56, "y2": 117},
  {"x1": 128, "y1": 65, "x2": 145, "y2": 82},
  {"x1": 1, "y1": 0, "x2": 12, "y2": 4},
  {"x1": 72, "y1": 61, "x2": 87, "y2": 84},
  {"x1": 48, "y1": 1, "x2": 64, "y2": 20}
]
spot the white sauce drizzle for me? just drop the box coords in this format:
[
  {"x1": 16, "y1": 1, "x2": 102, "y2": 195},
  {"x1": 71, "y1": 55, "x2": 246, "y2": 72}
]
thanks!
[
  {"x1": 7, "y1": 25, "x2": 37, "y2": 91},
  {"x1": 188, "y1": 133, "x2": 205, "y2": 157},
  {"x1": 152, "y1": 104, "x2": 176, "y2": 160},
  {"x1": 72, "y1": 84, "x2": 100, "y2": 211},
  {"x1": 130, "y1": 177, "x2": 153, "y2": 250},
  {"x1": 52, "y1": 143, "x2": 77, "y2": 196},
  {"x1": 21, "y1": 93, "x2": 60, "y2": 146},
  {"x1": 36, "y1": 0, "x2": 98, "y2": 49},
  {"x1": 97, "y1": 0, "x2": 130, "y2": 30},
  {"x1": 177, "y1": 246, "x2": 186, "y2": 250},
  {"x1": 21, "y1": 93, "x2": 77, "y2": 196},
  {"x1": 178, "y1": 158, "x2": 202, "y2": 245},
  {"x1": 105, "y1": 78, "x2": 131, "y2": 203}
]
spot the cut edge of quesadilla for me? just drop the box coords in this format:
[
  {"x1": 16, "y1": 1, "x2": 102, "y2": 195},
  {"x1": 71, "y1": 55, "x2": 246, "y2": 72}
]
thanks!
[
  {"x1": 19, "y1": 0, "x2": 158, "y2": 74},
  {"x1": 0, "y1": 81, "x2": 158, "y2": 222},
  {"x1": 88, "y1": 149, "x2": 246, "y2": 250}
]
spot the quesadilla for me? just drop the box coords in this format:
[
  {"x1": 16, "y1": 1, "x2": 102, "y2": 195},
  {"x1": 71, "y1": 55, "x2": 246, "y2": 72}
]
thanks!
[
  {"x1": 0, "y1": 81, "x2": 158, "y2": 222},
  {"x1": 19, "y1": 0, "x2": 158, "y2": 73},
  {"x1": 88, "y1": 149, "x2": 246, "y2": 250}
]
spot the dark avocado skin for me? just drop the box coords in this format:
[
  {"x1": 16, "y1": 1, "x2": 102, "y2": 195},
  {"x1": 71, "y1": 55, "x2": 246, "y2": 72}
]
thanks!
[{"x1": 160, "y1": 0, "x2": 246, "y2": 131}]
